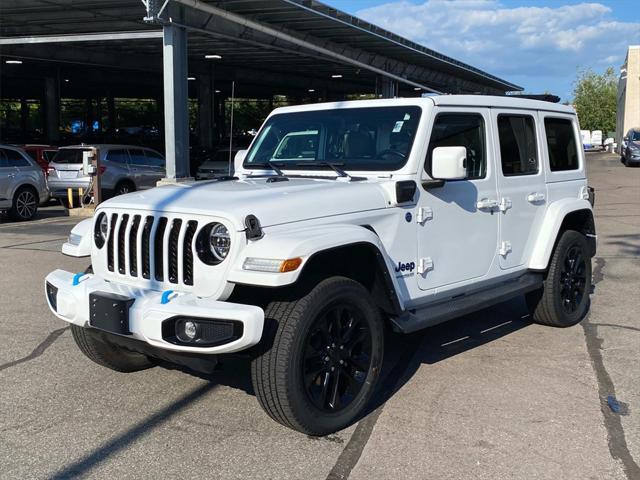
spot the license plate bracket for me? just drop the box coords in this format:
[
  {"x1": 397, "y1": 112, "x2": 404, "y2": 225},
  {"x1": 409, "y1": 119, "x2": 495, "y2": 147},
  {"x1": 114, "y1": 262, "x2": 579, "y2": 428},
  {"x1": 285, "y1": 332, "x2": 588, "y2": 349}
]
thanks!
[{"x1": 89, "y1": 292, "x2": 134, "y2": 335}]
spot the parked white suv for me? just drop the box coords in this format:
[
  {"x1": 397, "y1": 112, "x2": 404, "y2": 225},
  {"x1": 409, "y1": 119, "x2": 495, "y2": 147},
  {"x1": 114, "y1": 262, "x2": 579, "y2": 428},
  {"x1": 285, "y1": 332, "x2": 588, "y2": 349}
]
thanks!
[{"x1": 46, "y1": 96, "x2": 596, "y2": 435}]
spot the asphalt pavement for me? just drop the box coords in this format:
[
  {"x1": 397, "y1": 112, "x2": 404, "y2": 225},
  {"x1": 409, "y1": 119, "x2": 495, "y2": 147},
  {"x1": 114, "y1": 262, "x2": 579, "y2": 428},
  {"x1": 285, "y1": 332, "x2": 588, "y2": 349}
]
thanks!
[{"x1": 0, "y1": 152, "x2": 638, "y2": 480}]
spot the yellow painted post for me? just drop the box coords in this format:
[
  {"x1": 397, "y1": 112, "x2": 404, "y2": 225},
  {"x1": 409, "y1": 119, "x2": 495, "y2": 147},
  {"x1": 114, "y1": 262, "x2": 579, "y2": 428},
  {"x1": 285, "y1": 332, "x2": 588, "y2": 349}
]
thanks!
[
  {"x1": 78, "y1": 187, "x2": 84, "y2": 205},
  {"x1": 67, "y1": 188, "x2": 74, "y2": 209}
]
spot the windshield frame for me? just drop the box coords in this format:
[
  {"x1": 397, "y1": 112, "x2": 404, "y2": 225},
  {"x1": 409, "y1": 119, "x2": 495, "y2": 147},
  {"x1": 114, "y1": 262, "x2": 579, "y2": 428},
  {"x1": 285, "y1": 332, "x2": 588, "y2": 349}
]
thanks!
[{"x1": 243, "y1": 105, "x2": 423, "y2": 173}]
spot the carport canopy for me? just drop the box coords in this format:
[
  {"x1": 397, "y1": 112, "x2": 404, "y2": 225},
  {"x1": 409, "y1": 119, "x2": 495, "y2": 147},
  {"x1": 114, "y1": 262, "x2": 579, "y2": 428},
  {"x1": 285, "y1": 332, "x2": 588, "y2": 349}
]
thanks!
[{"x1": 0, "y1": 0, "x2": 522, "y2": 181}]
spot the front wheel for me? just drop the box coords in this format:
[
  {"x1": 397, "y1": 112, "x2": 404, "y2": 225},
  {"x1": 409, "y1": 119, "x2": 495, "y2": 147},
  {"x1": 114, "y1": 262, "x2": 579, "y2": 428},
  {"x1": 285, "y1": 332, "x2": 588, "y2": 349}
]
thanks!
[
  {"x1": 526, "y1": 230, "x2": 592, "y2": 327},
  {"x1": 251, "y1": 277, "x2": 384, "y2": 435}
]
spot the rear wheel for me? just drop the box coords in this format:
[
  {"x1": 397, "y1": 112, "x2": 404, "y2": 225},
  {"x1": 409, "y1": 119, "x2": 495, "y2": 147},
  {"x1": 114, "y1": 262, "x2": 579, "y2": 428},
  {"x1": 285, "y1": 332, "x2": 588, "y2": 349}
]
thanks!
[
  {"x1": 9, "y1": 186, "x2": 38, "y2": 221},
  {"x1": 251, "y1": 277, "x2": 384, "y2": 435},
  {"x1": 526, "y1": 230, "x2": 591, "y2": 327},
  {"x1": 114, "y1": 180, "x2": 135, "y2": 196},
  {"x1": 71, "y1": 325, "x2": 154, "y2": 372}
]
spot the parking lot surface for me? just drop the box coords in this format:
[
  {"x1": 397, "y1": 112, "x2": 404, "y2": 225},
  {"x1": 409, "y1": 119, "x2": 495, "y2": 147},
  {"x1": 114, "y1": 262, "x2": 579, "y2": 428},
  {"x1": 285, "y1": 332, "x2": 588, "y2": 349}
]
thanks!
[{"x1": 0, "y1": 152, "x2": 638, "y2": 480}]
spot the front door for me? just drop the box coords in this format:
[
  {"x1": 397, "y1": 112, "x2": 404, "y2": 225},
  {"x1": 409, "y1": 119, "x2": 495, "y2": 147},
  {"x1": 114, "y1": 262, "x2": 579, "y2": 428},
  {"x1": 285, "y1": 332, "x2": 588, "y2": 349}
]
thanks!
[
  {"x1": 417, "y1": 107, "x2": 499, "y2": 291},
  {"x1": 491, "y1": 110, "x2": 547, "y2": 269}
]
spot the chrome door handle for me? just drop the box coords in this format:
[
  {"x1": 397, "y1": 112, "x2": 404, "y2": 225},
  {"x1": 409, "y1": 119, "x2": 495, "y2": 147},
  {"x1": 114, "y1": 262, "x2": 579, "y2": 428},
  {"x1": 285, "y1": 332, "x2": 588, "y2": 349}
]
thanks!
[
  {"x1": 527, "y1": 192, "x2": 546, "y2": 203},
  {"x1": 476, "y1": 198, "x2": 499, "y2": 210}
]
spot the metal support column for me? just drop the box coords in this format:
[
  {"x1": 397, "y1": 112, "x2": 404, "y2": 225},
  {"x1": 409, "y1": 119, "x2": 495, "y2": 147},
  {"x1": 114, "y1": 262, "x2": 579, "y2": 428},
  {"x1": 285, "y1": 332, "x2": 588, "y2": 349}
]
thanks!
[
  {"x1": 107, "y1": 95, "x2": 116, "y2": 132},
  {"x1": 198, "y1": 74, "x2": 213, "y2": 149},
  {"x1": 378, "y1": 76, "x2": 398, "y2": 99},
  {"x1": 20, "y1": 98, "x2": 28, "y2": 141},
  {"x1": 44, "y1": 77, "x2": 60, "y2": 143},
  {"x1": 162, "y1": 22, "x2": 190, "y2": 180}
]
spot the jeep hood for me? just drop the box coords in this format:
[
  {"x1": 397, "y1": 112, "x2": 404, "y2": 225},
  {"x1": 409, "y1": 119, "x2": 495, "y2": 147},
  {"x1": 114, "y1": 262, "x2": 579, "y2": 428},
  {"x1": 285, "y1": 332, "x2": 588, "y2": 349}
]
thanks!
[{"x1": 99, "y1": 177, "x2": 390, "y2": 229}]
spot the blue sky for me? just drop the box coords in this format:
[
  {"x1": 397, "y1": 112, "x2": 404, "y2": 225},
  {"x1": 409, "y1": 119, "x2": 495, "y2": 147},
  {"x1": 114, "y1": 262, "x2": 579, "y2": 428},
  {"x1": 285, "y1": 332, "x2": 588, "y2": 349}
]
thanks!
[{"x1": 325, "y1": 0, "x2": 640, "y2": 100}]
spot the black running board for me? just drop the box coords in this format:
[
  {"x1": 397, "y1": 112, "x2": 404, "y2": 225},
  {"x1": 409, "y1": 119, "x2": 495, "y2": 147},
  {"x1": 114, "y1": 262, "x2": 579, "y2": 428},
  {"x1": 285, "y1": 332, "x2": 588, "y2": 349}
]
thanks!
[{"x1": 391, "y1": 273, "x2": 543, "y2": 334}]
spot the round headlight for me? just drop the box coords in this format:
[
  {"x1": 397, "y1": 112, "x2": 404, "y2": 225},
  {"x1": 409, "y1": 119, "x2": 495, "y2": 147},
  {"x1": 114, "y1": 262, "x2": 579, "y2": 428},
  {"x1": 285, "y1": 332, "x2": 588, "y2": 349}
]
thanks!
[
  {"x1": 196, "y1": 222, "x2": 231, "y2": 265},
  {"x1": 209, "y1": 223, "x2": 231, "y2": 261},
  {"x1": 94, "y1": 212, "x2": 108, "y2": 248}
]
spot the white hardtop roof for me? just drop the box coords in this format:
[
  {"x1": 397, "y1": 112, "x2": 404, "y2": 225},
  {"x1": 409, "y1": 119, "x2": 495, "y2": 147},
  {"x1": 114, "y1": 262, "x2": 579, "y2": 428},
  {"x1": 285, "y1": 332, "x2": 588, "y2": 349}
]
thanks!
[{"x1": 271, "y1": 95, "x2": 575, "y2": 115}]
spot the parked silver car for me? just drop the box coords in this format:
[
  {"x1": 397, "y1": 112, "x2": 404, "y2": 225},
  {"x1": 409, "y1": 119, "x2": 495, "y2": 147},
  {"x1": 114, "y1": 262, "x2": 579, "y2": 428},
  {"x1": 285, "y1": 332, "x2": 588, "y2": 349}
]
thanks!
[
  {"x1": 0, "y1": 144, "x2": 49, "y2": 221},
  {"x1": 47, "y1": 144, "x2": 165, "y2": 199},
  {"x1": 195, "y1": 148, "x2": 238, "y2": 180}
]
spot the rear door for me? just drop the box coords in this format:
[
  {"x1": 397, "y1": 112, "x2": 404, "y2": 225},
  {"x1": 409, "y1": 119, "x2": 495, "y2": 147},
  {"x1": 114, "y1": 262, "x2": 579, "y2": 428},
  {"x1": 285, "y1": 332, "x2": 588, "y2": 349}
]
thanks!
[{"x1": 491, "y1": 109, "x2": 547, "y2": 269}]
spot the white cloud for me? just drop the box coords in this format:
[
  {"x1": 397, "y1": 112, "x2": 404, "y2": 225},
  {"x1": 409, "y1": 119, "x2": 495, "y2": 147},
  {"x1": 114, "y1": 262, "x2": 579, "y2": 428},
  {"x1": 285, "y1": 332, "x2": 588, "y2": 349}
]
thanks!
[{"x1": 355, "y1": 0, "x2": 640, "y2": 97}]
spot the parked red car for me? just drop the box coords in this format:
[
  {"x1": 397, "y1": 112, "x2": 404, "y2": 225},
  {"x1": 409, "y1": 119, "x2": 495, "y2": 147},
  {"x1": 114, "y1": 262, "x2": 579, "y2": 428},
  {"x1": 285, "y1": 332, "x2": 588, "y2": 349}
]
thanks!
[{"x1": 22, "y1": 144, "x2": 58, "y2": 174}]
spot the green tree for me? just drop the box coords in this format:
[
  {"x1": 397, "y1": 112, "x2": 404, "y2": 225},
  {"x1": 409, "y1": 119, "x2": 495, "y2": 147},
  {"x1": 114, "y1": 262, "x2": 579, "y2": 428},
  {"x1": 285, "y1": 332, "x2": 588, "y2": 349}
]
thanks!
[{"x1": 572, "y1": 67, "x2": 617, "y2": 133}]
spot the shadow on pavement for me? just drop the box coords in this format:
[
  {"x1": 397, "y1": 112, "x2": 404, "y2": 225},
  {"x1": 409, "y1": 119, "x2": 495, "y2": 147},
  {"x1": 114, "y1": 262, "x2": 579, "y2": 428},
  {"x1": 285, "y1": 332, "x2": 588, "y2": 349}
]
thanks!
[
  {"x1": 49, "y1": 382, "x2": 218, "y2": 480},
  {"x1": 367, "y1": 296, "x2": 532, "y2": 415}
]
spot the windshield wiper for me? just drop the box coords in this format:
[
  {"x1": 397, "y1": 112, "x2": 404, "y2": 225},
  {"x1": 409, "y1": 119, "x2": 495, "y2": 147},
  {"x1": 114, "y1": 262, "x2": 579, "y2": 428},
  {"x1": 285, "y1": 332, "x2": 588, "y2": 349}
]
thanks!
[
  {"x1": 249, "y1": 161, "x2": 286, "y2": 176},
  {"x1": 294, "y1": 162, "x2": 349, "y2": 178}
]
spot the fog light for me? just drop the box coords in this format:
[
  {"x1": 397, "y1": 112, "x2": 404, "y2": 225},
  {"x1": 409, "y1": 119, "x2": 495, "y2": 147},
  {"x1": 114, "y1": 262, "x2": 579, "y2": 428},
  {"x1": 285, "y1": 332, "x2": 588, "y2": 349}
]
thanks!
[
  {"x1": 176, "y1": 318, "x2": 200, "y2": 343},
  {"x1": 184, "y1": 321, "x2": 197, "y2": 339},
  {"x1": 164, "y1": 317, "x2": 242, "y2": 347}
]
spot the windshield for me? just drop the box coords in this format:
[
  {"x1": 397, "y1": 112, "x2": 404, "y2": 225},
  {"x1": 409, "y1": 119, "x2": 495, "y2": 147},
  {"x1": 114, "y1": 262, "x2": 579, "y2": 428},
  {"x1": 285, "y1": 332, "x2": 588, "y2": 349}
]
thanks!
[
  {"x1": 52, "y1": 149, "x2": 90, "y2": 164},
  {"x1": 630, "y1": 130, "x2": 640, "y2": 141},
  {"x1": 245, "y1": 106, "x2": 422, "y2": 171}
]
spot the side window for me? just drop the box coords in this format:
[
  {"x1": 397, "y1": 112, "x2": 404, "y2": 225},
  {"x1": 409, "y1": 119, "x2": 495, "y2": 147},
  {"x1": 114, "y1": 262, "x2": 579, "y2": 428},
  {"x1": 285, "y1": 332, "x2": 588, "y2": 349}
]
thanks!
[
  {"x1": 144, "y1": 150, "x2": 165, "y2": 167},
  {"x1": 544, "y1": 118, "x2": 579, "y2": 171},
  {"x1": 425, "y1": 113, "x2": 486, "y2": 180},
  {"x1": 106, "y1": 149, "x2": 130, "y2": 164},
  {"x1": 128, "y1": 149, "x2": 148, "y2": 166},
  {"x1": 4, "y1": 149, "x2": 31, "y2": 167},
  {"x1": 497, "y1": 115, "x2": 538, "y2": 176},
  {"x1": 0, "y1": 149, "x2": 8, "y2": 168}
]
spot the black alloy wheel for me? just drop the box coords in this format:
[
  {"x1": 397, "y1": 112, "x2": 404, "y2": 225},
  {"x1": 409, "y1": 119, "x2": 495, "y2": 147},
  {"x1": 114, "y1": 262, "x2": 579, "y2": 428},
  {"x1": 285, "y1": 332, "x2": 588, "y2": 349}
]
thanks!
[
  {"x1": 559, "y1": 245, "x2": 587, "y2": 314},
  {"x1": 303, "y1": 303, "x2": 372, "y2": 412}
]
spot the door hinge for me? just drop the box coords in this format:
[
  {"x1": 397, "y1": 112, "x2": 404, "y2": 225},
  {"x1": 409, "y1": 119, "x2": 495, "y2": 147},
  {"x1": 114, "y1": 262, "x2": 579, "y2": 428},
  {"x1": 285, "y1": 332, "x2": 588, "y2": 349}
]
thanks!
[
  {"x1": 499, "y1": 241, "x2": 512, "y2": 257},
  {"x1": 499, "y1": 197, "x2": 512, "y2": 212},
  {"x1": 417, "y1": 257, "x2": 434, "y2": 274},
  {"x1": 416, "y1": 207, "x2": 433, "y2": 224}
]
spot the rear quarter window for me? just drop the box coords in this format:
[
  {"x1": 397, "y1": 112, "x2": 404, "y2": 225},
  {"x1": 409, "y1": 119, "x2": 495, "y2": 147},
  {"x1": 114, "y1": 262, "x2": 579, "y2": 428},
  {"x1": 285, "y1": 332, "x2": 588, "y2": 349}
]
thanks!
[{"x1": 544, "y1": 118, "x2": 579, "y2": 171}]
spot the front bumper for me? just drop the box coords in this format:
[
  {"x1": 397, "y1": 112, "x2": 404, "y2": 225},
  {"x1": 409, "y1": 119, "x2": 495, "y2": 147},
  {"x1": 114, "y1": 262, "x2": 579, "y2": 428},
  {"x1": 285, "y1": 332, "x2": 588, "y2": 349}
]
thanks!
[{"x1": 45, "y1": 269, "x2": 264, "y2": 354}]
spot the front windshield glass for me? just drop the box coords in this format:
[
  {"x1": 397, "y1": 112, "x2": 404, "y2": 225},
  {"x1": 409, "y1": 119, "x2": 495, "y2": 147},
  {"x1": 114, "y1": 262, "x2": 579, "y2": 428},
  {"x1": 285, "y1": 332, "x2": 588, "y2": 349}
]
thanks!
[{"x1": 245, "y1": 106, "x2": 422, "y2": 171}]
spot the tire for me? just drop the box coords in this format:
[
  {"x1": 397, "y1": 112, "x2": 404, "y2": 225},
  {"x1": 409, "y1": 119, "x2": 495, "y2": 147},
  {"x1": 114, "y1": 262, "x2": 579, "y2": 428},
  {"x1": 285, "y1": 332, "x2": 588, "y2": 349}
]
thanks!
[
  {"x1": 526, "y1": 230, "x2": 592, "y2": 327},
  {"x1": 71, "y1": 325, "x2": 154, "y2": 372},
  {"x1": 114, "y1": 180, "x2": 135, "y2": 196},
  {"x1": 251, "y1": 276, "x2": 384, "y2": 435},
  {"x1": 9, "y1": 186, "x2": 38, "y2": 221}
]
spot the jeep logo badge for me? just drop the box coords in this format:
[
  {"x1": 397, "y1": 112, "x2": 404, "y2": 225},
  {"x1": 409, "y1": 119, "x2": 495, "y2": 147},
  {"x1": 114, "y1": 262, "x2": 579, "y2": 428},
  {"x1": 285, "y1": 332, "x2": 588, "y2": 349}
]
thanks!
[{"x1": 395, "y1": 261, "x2": 416, "y2": 274}]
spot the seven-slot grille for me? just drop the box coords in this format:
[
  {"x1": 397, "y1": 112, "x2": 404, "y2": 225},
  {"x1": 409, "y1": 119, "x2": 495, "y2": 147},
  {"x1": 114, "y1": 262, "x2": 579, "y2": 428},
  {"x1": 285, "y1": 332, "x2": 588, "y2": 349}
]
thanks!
[{"x1": 105, "y1": 213, "x2": 198, "y2": 287}]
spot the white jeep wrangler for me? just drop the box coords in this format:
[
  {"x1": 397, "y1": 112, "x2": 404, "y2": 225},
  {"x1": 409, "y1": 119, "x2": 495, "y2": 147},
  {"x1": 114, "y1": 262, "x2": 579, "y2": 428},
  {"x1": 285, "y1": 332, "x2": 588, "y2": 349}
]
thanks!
[{"x1": 45, "y1": 96, "x2": 596, "y2": 435}]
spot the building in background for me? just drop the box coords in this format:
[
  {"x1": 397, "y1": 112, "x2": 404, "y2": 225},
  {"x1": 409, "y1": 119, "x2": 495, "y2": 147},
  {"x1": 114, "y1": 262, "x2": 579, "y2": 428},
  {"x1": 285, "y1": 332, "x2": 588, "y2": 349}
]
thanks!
[{"x1": 616, "y1": 45, "x2": 640, "y2": 152}]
